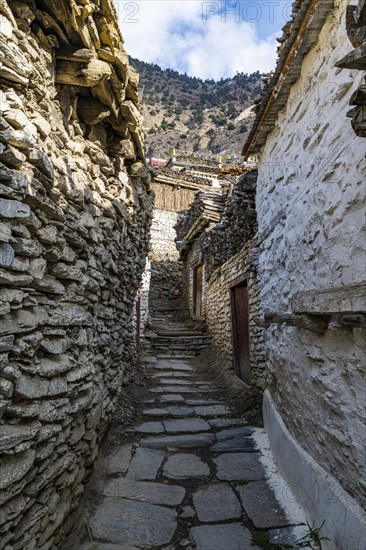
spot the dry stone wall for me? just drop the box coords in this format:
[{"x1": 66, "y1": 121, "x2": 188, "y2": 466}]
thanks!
[
  {"x1": 256, "y1": 1, "x2": 366, "y2": 508},
  {"x1": 182, "y1": 238, "x2": 265, "y2": 389},
  {"x1": 149, "y1": 209, "x2": 182, "y2": 305},
  {"x1": 0, "y1": 1, "x2": 152, "y2": 548}
]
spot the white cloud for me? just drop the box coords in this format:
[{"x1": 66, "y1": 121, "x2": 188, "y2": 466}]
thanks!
[{"x1": 115, "y1": 0, "x2": 278, "y2": 79}]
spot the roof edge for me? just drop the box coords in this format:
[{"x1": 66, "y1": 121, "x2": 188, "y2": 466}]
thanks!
[{"x1": 243, "y1": 0, "x2": 334, "y2": 159}]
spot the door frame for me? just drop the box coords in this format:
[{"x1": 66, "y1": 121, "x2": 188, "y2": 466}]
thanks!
[
  {"x1": 192, "y1": 263, "x2": 203, "y2": 319},
  {"x1": 228, "y1": 273, "x2": 251, "y2": 384}
]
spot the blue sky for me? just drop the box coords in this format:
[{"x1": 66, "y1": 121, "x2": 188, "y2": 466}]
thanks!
[{"x1": 116, "y1": 0, "x2": 287, "y2": 79}]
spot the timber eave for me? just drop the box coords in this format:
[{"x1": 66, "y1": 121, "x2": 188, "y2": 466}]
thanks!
[{"x1": 242, "y1": 0, "x2": 334, "y2": 159}]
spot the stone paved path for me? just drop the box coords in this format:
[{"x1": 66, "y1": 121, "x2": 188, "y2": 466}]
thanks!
[{"x1": 63, "y1": 352, "x2": 312, "y2": 550}]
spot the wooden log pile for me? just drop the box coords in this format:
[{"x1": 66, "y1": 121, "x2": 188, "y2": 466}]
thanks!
[
  {"x1": 157, "y1": 167, "x2": 215, "y2": 187},
  {"x1": 175, "y1": 155, "x2": 219, "y2": 167},
  {"x1": 177, "y1": 171, "x2": 258, "y2": 281},
  {"x1": 175, "y1": 188, "x2": 226, "y2": 243},
  {"x1": 199, "y1": 170, "x2": 258, "y2": 280}
]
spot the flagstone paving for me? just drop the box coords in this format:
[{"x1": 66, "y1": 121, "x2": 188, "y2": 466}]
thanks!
[{"x1": 63, "y1": 354, "x2": 311, "y2": 550}]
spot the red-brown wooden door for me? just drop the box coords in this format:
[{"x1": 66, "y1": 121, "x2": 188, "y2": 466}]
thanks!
[
  {"x1": 193, "y1": 265, "x2": 203, "y2": 317},
  {"x1": 231, "y1": 282, "x2": 251, "y2": 384}
]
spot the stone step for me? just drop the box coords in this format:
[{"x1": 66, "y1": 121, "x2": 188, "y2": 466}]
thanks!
[{"x1": 150, "y1": 333, "x2": 210, "y2": 341}]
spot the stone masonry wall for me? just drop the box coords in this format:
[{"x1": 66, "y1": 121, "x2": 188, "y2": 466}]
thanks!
[
  {"x1": 182, "y1": 237, "x2": 265, "y2": 389},
  {"x1": 180, "y1": 239, "x2": 204, "y2": 318},
  {"x1": 256, "y1": 0, "x2": 366, "y2": 508},
  {"x1": 0, "y1": 2, "x2": 152, "y2": 548},
  {"x1": 149, "y1": 209, "x2": 181, "y2": 305}
]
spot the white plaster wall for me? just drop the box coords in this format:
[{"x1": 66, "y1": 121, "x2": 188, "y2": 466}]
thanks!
[
  {"x1": 139, "y1": 258, "x2": 151, "y2": 336},
  {"x1": 149, "y1": 210, "x2": 180, "y2": 263},
  {"x1": 256, "y1": 0, "x2": 366, "y2": 509}
]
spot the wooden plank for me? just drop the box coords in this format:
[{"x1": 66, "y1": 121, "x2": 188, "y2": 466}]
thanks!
[
  {"x1": 291, "y1": 283, "x2": 366, "y2": 314},
  {"x1": 231, "y1": 281, "x2": 251, "y2": 385}
]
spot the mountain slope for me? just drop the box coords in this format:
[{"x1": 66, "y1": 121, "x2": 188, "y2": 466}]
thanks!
[{"x1": 130, "y1": 58, "x2": 262, "y2": 158}]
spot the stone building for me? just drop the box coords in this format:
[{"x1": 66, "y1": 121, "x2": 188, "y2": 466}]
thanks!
[
  {"x1": 241, "y1": 0, "x2": 366, "y2": 548},
  {"x1": 139, "y1": 155, "x2": 228, "y2": 338},
  {"x1": 0, "y1": 1, "x2": 152, "y2": 548},
  {"x1": 176, "y1": 168, "x2": 266, "y2": 393}
]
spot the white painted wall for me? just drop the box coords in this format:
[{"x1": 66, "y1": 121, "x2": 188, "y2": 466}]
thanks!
[{"x1": 256, "y1": 0, "x2": 366, "y2": 517}]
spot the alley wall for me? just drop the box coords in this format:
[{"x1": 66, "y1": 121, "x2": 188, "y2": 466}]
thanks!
[
  {"x1": 148, "y1": 210, "x2": 181, "y2": 305},
  {"x1": 0, "y1": 1, "x2": 152, "y2": 548},
  {"x1": 256, "y1": 1, "x2": 366, "y2": 509}
]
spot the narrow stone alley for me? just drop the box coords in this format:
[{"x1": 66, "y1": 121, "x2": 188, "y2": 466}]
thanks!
[{"x1": 62, "y1": 301, "x2": 309, "y2": 550}]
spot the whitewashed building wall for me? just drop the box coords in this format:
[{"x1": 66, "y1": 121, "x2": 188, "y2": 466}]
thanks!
[{"x1": 256, "y1": 0, "x2": 366, "y2": 513}]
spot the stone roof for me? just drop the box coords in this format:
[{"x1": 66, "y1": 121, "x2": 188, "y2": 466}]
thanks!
[{"x1": 243, "y1": 0, "x2": 334, "y2": 158}]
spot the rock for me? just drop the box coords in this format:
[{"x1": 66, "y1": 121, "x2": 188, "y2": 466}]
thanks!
[
  {"x1": 0, "y1": 127, "x2": 35, "y2": 150},
  {"x1": 163, "y1": 418, "x2": 210, "y2": 433},
  {"x1": 40, "y1": 337, "x2": 71, "y2": 355},
  {"x1": 0, "y1": 449, "x2": 35, "y2": 490},
  {"x1": 0, "y1": 242, "x2": 14, "y2": 267},
  {"x1": 0, "y1": 221, "x2": 11, "y2": 242},
  {"x1": 192, "y1": 483, "x2": 242, "y2": 522},
  {"x1": 11, "y1": 237, "x2": 42, "y2": 257},
  {"x1": 128, "y1": 161, "x2": 148, "y2": 178},
  {"x1": 28, "y1": 149, "x2": 54, "y2": 180},
  {"x1": 0, "y1": 377, "x2": 13, "y2": 398},
  {"x1": 143, "y1": 407, "x2": 169, "y2": 416},
  {"x1": 20, "y1": 355, "x2": 72, "y2": 378},
  {"x1": 0, "y1": 421, "x2": 41, "y2": 452},
  {"x1": 216, "y1": 427, "x2": 254, "y2": 440},
  {"x1": 104, "y1": 444, "x2": 132, "y2": 475},
  {"x1": 126, "y1": 448, "x2": 165, "y2": 480},
  {"x1": 31, "y1": 277, "x2": 65, "y2": 295},
  {"x1": 189, "y1": 523, "x2": 255, "y2": 550},
  {"x1": 36, "y1": 226, "x2": 57, "y2": 244},
  {"x1": 140, "y1": 433, "x2": 215, "y2": 449},
  {"x1": 160, "y1": 394, "x2": 186, "y2": 403},
  {"x1": 0, "y1": 308, "x2": 48, "y2": 336},
  {"x1": 0, "y1": 198, "x2": 30, "y2": 218},
  {"x1": 90, "y1": 498, "x2": 177, "y2": 547},
  {"x1": 0, "y1": 494, "x2": 28, "y2": 528},
  {"x1": 119, "y1": 139, "x2": 136, "y2": 159},
  {"x1": 166, "y1": 406, "x2": 195, "y2": 417},
  {"x1": 3, "y1": 109, "x2": 31, "y2": 131},
  {"x1": 31, "y1": 113, "x2": 51, "y2": 138},
  {"x1": 14, "y1": 375, "x2": 68, "y2": 399},
  {"x1": 163, "y1": 453, "x2": 209, "y2": 480},
  {"x1": 237, "y1": 481, "x2": 291, "y2": 529},
  {"x1": 214, "y1": 453, "x2": 265, "y2": 481},
  {"x1": 193, "y1": 404, "x2": 230, "y2": 417},
  {"x1": 135, "y1": 421, "x2": 164, "y2": 434},
  {"x1": 210, "y1": 435, "x2": 258, "y2": 453},
  {"x1": 0, "y1": 268, "x2": 32, "y2": 286},
  {"x1": 180, "y1": 505, "x2": 195, "y2": 519},
  {"x1": 28, "y1": 258, "x2": 47, "y2": 279},
  {"x1": 48, "y1": 304, "x2": 93, "y2": 326},
  {"x1": 0, "y1": 335, "x2": 14, "y2": 352},
  {"x1": 102, "y1": 479, "x2": 185, "y2": 506},
  {"x1": 0, "y1": 144, "x2": 27, "y2": 168}
]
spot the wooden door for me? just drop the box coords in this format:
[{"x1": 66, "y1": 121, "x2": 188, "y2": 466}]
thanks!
[
  {"x1": 193, "y1": 265, "x2": 203, "y2": 317},
  {"x1": 231, "y1": 282, "x2": 251, "y2": 384}
]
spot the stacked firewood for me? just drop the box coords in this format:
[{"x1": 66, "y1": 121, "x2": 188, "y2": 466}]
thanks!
[
  {"x1": 184, "y1": 171, "x2": 258, "y2": 280},
  {"x1": 175, "y1": 189, "x2": 226, "y2": 242},
  {"x1": 157, "y1": 167, "x2": 214, "y2": 187}
]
